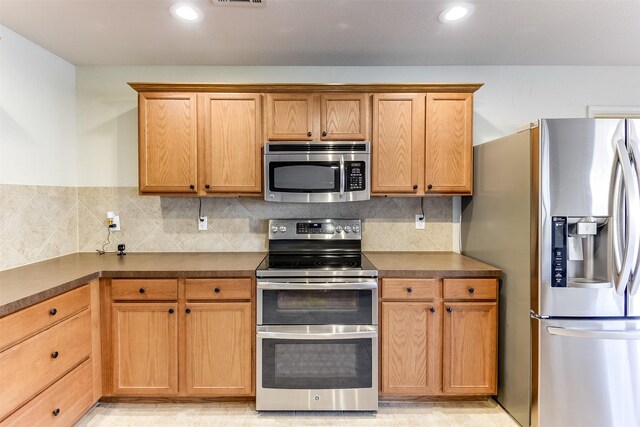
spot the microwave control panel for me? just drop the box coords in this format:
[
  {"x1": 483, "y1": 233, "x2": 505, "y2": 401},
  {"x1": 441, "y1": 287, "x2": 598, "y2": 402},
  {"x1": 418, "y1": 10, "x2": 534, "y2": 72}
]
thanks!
[{"x1": 346, "y1": 162, "x2": 366, "y2": 191}]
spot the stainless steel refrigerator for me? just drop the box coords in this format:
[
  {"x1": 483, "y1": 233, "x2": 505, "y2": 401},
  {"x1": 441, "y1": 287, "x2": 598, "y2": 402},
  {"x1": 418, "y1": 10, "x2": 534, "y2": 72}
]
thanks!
[{"x1": 461, "y1": 118, "x2": 640, "y2": 427}]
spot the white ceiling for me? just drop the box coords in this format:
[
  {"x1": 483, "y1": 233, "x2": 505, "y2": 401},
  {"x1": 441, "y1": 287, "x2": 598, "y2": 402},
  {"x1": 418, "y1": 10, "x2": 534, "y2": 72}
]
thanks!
[{"x1": 1, "y1": 0, "x2": 639, "y2": 66}]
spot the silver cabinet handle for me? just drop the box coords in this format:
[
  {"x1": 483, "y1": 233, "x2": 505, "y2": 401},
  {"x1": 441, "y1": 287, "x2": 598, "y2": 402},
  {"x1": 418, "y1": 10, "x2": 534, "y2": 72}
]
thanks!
[
  {"x1": 339, "y1": 155, "x2": 345, "y2": 198},
  {"x1": 628, "y1": 131, "x2": 640, "y2": 295},
  {"x1": 613, "y1": 139, "x2": 640, "y2": 295},
  {"x1": 547, "y1": 326, "x2": 640, "y2": 340}
]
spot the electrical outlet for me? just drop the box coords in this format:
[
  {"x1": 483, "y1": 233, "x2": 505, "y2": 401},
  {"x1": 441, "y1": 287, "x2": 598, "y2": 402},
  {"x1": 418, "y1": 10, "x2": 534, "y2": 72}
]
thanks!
[
  {"x1": 106, "y1": 211, "x2": 121, "y2": 231},
  {"x1": 198, "y1": 216, "x2": 208, "y2": 231},
  {"x1": 415, "y1": 214, "x2": 425, "y2": 230}
]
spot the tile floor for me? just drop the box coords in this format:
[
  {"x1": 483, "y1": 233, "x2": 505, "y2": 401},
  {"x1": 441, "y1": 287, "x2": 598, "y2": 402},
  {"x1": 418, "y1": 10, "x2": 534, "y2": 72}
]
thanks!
[{"x1": 76, "y1": 400, "x2": 519, "y2": 426}]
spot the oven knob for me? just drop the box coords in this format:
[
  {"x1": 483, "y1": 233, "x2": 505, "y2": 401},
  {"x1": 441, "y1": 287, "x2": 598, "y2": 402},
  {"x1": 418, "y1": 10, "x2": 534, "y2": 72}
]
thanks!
[
  {"x1": 344, "y1": 226, "x2": 351, "y2": 234},
  {"x1": 279, "y1": 226, "x2": 287, "y2": 233},
  {"x1": 353, "y1": 226, "x2": 360, "y2": 233},
  {"x1": 335, "y1": 226, "x2": 343, "y2": 233},
  {"x1": 271, "y1": 226, "x2": 279, "y2": 233}
]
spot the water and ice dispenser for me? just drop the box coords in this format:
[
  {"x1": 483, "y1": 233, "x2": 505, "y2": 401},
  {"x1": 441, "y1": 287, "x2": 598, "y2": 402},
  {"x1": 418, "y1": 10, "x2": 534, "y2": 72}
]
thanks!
[{"x1": 551, "y1": 216, "x2": 610, "y2": 288}]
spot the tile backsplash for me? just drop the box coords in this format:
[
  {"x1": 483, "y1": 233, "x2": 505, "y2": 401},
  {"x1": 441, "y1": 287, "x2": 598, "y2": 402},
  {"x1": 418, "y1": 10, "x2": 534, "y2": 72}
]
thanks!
[
  {"x1": 0, "y1": 184, "x2": 454, "y2": 271},
  {"x1": 0, "y1": 185, "x2": 78, "y2": 270}
]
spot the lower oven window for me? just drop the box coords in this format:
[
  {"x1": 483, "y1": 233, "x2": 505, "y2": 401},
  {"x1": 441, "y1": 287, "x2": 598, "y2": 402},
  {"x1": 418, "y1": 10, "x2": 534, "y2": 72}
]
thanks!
[
  {"x1": 262, "y1": 339, "x2": 372, "y2": 389},
  {"x1": 262, "y1": 289, "x2": 373, "y2": 325}
]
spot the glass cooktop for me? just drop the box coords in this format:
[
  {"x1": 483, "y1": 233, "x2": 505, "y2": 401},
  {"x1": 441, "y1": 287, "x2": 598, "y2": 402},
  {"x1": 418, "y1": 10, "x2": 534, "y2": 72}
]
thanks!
[{"x1": 256, "y1": 253, "x2": 378, "y2": 278}]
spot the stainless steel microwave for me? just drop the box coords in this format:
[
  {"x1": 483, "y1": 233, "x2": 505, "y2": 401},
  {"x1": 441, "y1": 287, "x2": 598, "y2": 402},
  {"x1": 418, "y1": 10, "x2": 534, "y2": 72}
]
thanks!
[{"x1": 263, "y1": 142, "x2": 371, "y2": 203}]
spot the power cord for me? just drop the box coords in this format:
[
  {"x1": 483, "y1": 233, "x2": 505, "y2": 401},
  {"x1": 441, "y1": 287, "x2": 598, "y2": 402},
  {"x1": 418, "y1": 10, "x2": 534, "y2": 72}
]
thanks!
[
  {"x1": 198, "y1": 197, "x2": 204, "y2": 222},
  {"x1": 419, "y1": 197, "x2": 425, "y2": 221},
  {"x1": 96, "y1": 220, "x2": 112, "y2": 255}
]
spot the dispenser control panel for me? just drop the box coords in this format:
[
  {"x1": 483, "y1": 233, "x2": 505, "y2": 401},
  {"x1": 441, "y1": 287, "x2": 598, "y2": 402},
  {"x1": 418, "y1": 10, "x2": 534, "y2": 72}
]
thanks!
[{"x1": 551, "y1": 217, "x2": 567, "y2": 287}]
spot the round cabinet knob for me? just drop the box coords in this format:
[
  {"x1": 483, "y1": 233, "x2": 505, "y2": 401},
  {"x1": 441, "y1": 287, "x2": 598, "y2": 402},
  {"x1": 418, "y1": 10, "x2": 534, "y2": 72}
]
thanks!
[
  {"x1": 322, "y1": 131, "x2": 327, "y2": 137},
  {"x1": 168, "y1": 308, "x2": 175, "y2": 314},
  {"x1": 407, "y1": 287, "x2": 413, "y2": 293},
  {"x1": 205, "y1": 184, "x2": 210, "y2": 189},
  {"x1": 335, "y1": 226, "x2": 343, "y2": 233},
  {"x1": 468, "y1": 287, "x2": 475, "y2": 294},
  {"x1": 214, "y1": 288, "x2": 221, "y2": 294},
  {"x1": 446, "y1": 307, "x2": 453, "y2": 313},
  {"x1": 413, "y1": 184, "x2": 418, "y2": 190},
  {"x1": 49, "y1": 308, "x2": 57, "y2": 316},
  {"x1": 185, "y1": 308, "x2": 191, "y2": 314},
  {"x1": 307, "y1": 131, "x2": 312, "y2": 137},
  {"x1": 279, "y1": 226, "x2": 287, "y2": 233},
  {"x1": 344, "y1": 226, "x2": 352, "y2": 234},
  {"x1": 139, "y1": 288, "x2": 145, "y2": 294},
  {"x1": 271, "y1": 226, "x2": 279, "y2": 233},
  {"x1": 430, "y1": 307, "x2": 436, "y2": 313},
  {"x1": 189, "y1": 184, "x2": 195, "y2": 190},
  {"x1": 52, "y1": 408, "x2": 60, "y2": 416},
  {"x1": 51, "y1": 351, "x2": 59, "y2": 359},
  {"x1": 427, "y1": 184, "x2": 433, "y2": 190}
]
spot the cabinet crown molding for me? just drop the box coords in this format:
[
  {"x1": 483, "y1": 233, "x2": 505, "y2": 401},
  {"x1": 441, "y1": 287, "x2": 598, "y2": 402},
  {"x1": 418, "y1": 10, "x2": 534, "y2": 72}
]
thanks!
[{"x1": 128, "y1": 82, "x2": 483, "y2": 93}]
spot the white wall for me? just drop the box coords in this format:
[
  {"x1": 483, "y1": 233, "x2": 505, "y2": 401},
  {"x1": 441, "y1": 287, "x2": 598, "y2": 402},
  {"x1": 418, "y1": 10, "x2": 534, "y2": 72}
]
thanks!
[
  {"x1": 76, "y1": 65, "x2": 640, "y2": 187},
  {"x1": 0, "y1": 25, "x2": 77, "y2": 186}
]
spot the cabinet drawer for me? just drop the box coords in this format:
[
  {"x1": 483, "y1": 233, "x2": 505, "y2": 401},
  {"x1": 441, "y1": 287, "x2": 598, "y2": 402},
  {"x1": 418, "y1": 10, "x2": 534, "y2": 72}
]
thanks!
[
  {"x1": 185, "y1": 279, "x2": 252, "y2": 301},
  {"x1": 443, "y1": 279, "x2": 497, "y2": 301},
  {"x1": 1, "y1": 358, "x2": 93, "y2": 426},
  {"x1": 381, "y1": 279, "x2": 439, "y2": 300},
  {"x1": 111, "y1": 279, "x2": 178, "y2": 301},
  {"x1": 0, "y1": 309, "x2": 91, "y2": 419},
  {"x1": 0, "y1": 285, "x2": 90, "y2": 351}
]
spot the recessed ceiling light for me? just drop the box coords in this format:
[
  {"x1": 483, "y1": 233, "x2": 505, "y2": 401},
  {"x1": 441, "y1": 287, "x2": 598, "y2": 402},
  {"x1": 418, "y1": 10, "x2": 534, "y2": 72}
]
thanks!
[
  {"x1": 439, "y1": 3, "x2": 475, "y2": 23},
  {"x1": 170, "y1": 3, "x2": 204, "y2": 22}
]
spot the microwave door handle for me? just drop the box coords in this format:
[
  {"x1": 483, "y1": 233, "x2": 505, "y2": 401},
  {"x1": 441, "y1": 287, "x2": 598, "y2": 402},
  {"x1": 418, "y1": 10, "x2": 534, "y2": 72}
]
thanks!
[
  {"x1": 613, "y1": 139, "x2": 640, "y2": 295},
  {"x1": 627, "y1": 133, "x2": 640, "y2": 295},
  {"x1": 339, "y1": 155, "x2": 345, "y2": 198}
]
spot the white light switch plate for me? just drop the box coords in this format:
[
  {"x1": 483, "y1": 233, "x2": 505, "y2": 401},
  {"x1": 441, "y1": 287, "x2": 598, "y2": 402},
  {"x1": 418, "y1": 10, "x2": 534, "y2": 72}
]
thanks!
[
  {"x1": 415, "y1": 214, "x2": 425, "y2": 230},
  {"x1": 198, "y1": 216, "x2": 208, "y2": 231}
]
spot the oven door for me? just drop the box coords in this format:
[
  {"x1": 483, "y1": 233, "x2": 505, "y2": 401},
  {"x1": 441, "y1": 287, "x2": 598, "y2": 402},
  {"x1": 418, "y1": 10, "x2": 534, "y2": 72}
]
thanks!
[
  {"x1": 264, "y1": 153, "x2": 369, "y2": 202},
  {"x1": 257, "y1": 279, "x2": 378, "y2": 326},
  {"x1": 256, "y1": 325, "x2": 378, "y2": 411}
]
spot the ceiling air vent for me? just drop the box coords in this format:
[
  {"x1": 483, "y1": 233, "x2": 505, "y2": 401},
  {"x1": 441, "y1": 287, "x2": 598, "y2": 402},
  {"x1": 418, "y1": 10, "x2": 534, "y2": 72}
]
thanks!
[{"x1": 214, "y1": 0, "x2": 265, "y2": 6}]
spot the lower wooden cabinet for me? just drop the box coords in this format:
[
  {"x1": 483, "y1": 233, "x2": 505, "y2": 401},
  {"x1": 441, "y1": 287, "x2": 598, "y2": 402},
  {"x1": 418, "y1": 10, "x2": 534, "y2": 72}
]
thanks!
[
  {"x1": 185, "y1": 302, "x2": 252, "y2": 395},
  {"x1": 381, "y1": 302, "x2": 441, "y2": 395},
  {"x1": 443, "y1": 302, "x2": 497, "y2": 395},
  {"x1": 111, "y1": 303, "x2": 178, "y2": 395},
  {"x1": 380, "y1": 277, "x2": 498, "y2": 397}
]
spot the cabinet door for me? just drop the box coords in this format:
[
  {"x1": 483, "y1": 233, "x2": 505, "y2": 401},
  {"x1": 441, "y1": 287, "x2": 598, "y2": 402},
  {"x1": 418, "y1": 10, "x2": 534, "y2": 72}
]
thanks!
[
  {"x1": 372, "y1": 94, "x2": 424, "y2": 194},
  {"x1": 265, "y1": 93, "x2": 314, "y2": 140},
  {"x1": 138, "y1": 92, "x2": 198, "y2": 193},
  {"x1": 319, "y1": 93, "x2": 368, "y2": 140},
  {"x1": 425, "y1": 93, "x2": 473, "y2": 195},
  {"x1": 201, "y1": 93, "x2": 262, "y2": 193},
  {"x1": 381, "y1": 302, "x2": 441, "y2": 395},
  {"x1": 185, "y1": 302, "x2": 253, "y2": 396},
  {"x1": 443, "y1": 302, "x2": 497, "y2": 395},
  {"x1": 112, "y1": 303, "x2": 178, "y2": 395}
]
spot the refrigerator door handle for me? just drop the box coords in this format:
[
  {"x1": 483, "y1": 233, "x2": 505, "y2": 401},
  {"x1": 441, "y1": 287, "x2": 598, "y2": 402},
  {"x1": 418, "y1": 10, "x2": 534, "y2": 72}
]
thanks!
[
  {"x1": 612, "y1": 162, "x2": 623, "y2": 273},
  {"x1": 628, "y1": 134, "x2": 640, "y2": 295},
  {"x1": 547, "y1": 326, "x2": 640, "y2": 340},
  {"x1": 612, "y1": 139, "x2": 640, "y2": 295}
]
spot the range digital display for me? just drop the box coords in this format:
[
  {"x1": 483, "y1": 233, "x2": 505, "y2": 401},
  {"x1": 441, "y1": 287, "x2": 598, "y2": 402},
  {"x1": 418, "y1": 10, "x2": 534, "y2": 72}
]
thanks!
[{"x1": 296, "y1": 222, "x2": 335, "y2": 234}]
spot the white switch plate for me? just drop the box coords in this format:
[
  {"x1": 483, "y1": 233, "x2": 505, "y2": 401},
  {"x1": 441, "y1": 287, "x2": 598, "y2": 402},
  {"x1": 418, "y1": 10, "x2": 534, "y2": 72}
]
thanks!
[
  {"x1": 198, "y1": 216, "x2": 208, "y2": 231},
  {"x1": 415, "y1": 214, "x2": 425, "y2": 230}
]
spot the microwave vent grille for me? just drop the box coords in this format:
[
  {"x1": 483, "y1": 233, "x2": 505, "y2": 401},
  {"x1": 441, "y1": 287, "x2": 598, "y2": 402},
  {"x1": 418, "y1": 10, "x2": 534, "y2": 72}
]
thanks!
[
  {"x1": 214, "y1": 0, "x2": 264, "y2": 5},
  {"x1": 267, "y1": 144, "x2": 368, "y2": 152}
]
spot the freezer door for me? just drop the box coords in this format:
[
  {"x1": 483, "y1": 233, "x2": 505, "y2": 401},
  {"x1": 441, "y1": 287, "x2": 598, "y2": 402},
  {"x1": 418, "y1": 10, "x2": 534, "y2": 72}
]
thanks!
[
  {"x1": 539, "y1": 118, "x2": 626, "y2": 317},
  {"x1": 537, "y1": 318, "x2": 640, "y2": 427},
  {"x1": 628, "y1": 119, "x2": 640, "y2": 315}
]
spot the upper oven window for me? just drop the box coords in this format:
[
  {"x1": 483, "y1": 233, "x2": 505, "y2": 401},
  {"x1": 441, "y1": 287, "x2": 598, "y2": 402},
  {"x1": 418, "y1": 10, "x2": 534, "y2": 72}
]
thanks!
[
  {"x1": 261, "y1": 289, "x2": 373, "y2": 325},
  {"x1": 269, "y1": 161, "x2": 339, "y2": 193}
]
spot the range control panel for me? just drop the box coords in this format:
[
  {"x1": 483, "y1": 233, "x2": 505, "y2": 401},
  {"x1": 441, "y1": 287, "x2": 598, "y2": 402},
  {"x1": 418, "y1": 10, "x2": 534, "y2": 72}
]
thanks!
[
  {"x1": 269, "y1": 219, "x2": 361, "y2": 240},
  {"x1": 346, "y1": 162, "x2": 366, "y2": 191},
  {"x1": 551, "y1": 216, "x2": 567, "y2": 287}
]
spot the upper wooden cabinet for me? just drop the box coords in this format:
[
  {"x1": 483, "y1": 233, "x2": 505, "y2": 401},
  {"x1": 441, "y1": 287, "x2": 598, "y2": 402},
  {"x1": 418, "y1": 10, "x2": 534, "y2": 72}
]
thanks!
[
  {"x1": 138, "y1": 92, "x2": 198, "y2": 194},
  {"x1": 265, "y1": 93, "x2": 368, "y2": 141},
  {"x1": 200, "y1": 93, "x2": 262, "y2": 193},
  {"x1": 425, "y1": 93, "x2": 474, "y2": 195},
  {"x1": 372, "y1": 94, "x2": 424, "y2": 193},
  {"x1": 265, "y1": 93, "x2": 314, "y2": 140}
]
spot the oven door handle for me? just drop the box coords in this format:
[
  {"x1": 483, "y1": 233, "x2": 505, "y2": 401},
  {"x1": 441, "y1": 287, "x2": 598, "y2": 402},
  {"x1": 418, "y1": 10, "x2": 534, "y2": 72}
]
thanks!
[
  {"x1": 339, "y1": 155, "x2": 345, "y2": 198},
  {"x1": 257, "y1": 281, "x2": 378, "y2": 290},
  {"x1": 257, "y1": 330, "x2": 378, "y2": 340}
]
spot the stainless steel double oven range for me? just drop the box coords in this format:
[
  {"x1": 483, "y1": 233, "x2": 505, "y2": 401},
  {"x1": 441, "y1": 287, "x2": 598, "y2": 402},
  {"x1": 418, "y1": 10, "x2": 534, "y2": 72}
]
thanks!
[{"x1": 255, "y1": 219, "x2": 378, "y2": 411}]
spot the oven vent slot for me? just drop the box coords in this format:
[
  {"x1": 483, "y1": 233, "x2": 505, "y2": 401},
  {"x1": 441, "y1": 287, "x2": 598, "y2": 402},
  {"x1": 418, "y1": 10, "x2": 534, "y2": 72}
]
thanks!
[
  {"x1": 267, "y1": 144, "x2": 368, "y2": 152},
  {"x1": 214, "y1": 0, "x2": 265, "y2": 6}
]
